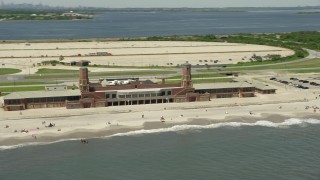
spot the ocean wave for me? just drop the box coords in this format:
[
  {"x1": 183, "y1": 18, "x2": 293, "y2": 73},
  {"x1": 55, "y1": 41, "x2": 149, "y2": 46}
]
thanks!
[
  {"x1": 1, "y1": 118, "x2": 320, "y2": 151},
  {"x1": 0, "y1": 138, "x2": 82, "y2": 151},
  {"x1": 108, "y1": 118, "x2": 320, "y2": 137}
]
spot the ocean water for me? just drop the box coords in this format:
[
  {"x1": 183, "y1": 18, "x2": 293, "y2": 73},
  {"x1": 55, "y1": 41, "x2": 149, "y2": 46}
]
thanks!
[
  {"x1": 1, "y1": 118, "x2": 320, "y2": 180},
  {"x1": 0, "y1": 10, "x2": 320, "y2": 40}
]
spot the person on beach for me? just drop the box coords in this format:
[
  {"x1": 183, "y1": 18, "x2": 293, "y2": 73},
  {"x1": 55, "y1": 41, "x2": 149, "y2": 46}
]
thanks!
[
  {"x1": 142, "y1": 114, "x2": 144, "y2": 118},
  {"x1": 160, "y1": 116, "x2": 165, "y2": 122},
  {"x1": 80, "y1": 139, "x2": 88, "y2": 144}
]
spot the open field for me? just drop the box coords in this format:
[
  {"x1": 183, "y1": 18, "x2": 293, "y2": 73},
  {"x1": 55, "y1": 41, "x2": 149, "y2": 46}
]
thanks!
[
  {"x1": 0, "y1": 86, "x2": 46, "y2": 92},
  {"x1": 0, "y1": 41, "x2": 294, "y2": 75},
  {"x1": 0, "y1": 68, "x2": 21, "y2": 75},
  {"x1": 36, "y1": 68, "x2": 79, "y2": 74},
  {"x1": 0, "y1": 82, "x2": 60, "y2": 86},
  {"x1": 26, "y1": 70, "x2": 176, "y2": 79},
  {"x1": 198, "y1": 58, "x2": 320, "y2": 72},
  {"x1": 0, "y1": 85, "x2": 76, "y2": 93}
]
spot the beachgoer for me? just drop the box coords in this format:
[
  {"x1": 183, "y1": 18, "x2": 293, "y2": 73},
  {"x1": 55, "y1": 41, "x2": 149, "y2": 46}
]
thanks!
[{"x1": 142, "y1": 114, "x2": 144, "y2": 118}]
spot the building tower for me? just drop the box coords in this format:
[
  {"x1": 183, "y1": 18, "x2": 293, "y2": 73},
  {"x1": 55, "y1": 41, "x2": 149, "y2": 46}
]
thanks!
[
  {"x1": 181, "y1": 62, "x2": 192, "y2": 87},
  {"x1": 79, "y1": 67, "x2": 89, "y2": 92}
]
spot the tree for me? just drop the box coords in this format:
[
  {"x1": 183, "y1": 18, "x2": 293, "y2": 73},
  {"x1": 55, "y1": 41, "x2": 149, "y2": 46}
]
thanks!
[{"x1": 255, "y1": 56, "x2": 263, "y2": 62}]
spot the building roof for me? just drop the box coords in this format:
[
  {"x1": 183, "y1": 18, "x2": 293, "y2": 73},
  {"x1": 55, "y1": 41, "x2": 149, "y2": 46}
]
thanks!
[
  {"x1": 98, "y1": 87, "x2": 180, "y2": 94},
  {"x1": 194, "y1": 82, "x2": 254, "y2": 90},
  {"x1": 4, "y1": 90, "x2": 81, "y2": 100},
  {"x1": 252, "y1": 83, "x2": 277, "y2": 90}
]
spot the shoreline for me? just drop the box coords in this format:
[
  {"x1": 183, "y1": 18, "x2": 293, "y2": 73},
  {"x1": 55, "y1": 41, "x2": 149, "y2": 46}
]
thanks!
[{"x1": 1, "y1": 109, "x2": 319, "y2": 147}]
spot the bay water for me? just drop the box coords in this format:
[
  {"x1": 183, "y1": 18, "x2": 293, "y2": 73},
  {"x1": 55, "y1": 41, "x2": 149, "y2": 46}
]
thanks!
[{"x1": 0, "y1": 10, "x2": 320, "y2": 40}]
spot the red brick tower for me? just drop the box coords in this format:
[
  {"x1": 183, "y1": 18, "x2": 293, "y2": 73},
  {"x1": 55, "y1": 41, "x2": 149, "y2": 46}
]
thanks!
[
  {"x1": 79, "y1": 67, "x2": 89, "y2": 92},
  {"x1": 181, "y1": 62, "x2": 192, "y2": 87}
]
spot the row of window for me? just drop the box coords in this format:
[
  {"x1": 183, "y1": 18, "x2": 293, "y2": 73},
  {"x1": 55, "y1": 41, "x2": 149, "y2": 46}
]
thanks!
[
  {"x1": 106, "y1": 91, "x2": 172, "y2": 99},
  {"x1": 5, "y1": 96, "x2": 80, "y2": 105},
  {"x1": 197, "y1": 88, "x2": 254, "y2": 94}
]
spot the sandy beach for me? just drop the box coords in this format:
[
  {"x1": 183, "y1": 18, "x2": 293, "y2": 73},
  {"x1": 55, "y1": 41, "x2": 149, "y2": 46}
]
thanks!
[{"x1": 1, "y1": 81, "x2": 319, "y2": 147}]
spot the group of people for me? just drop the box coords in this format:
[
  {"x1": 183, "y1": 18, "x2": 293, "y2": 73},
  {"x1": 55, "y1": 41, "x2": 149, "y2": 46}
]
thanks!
[{"x1": 80, "y1": 139, "x2": 89, "y2": 144}]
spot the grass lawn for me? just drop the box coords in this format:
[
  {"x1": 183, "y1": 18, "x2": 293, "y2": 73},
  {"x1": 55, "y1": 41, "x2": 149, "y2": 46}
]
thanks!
[
  {"x1": 197, "y1": 58, "x2": 320, "y2": 72},
  {"x1": 0, "y1": 81, "x2": 61, "y2": 86},
  {"x1": 0, "y1": 86, "x2": 46, "y2": 92},
  {"x1": 0, "y1": 68, "x2": 21, "y2": 75},
  {"x1": 90, "y1": 64, "x2": 172, "y2": 69},
  {"x1": 0, "y1": 85, "x2": 77, "y2": 92},
  {"x1": 167, "y1": 73, "x2": 225, "y2": 79},
  {"x1": 287, "y1": 69, "x2": 320, "y2": 74},
  {"x1": 36, "y1": 68, "x2": 79, "y2": 74},
  {"x1": 27, "y1": 70, "x2": 177, "y2": 79}
]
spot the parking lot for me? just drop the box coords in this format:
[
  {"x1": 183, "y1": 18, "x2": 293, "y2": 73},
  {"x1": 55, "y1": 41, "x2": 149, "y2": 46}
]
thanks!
[{"x1": 269, "y1": 76, "x2": 320, "y2": 90}]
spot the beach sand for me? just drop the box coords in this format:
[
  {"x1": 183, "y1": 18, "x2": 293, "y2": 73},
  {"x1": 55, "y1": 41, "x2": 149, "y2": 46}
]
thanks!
[{"x1": 1, "y1": 87, "x2": 319, "y2": 147}]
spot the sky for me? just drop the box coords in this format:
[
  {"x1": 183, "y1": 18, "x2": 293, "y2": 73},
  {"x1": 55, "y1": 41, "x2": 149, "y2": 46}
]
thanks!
[{"x1": 2, "y1": 0, "x2": 320, "y2": 8}]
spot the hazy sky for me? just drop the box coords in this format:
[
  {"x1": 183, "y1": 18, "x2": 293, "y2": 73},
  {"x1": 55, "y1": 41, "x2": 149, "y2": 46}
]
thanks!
[{"x1": 2, "y1": 0, "x2": 320, "y2": 8}]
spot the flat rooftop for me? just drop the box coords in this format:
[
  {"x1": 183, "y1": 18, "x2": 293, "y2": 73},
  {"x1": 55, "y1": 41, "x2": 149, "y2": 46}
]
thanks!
[
  {"x1": 98, "y1": 87, "x2": 181, "y2": 94},
  {"x1": 4, "y1": 90, "x2": 81, "y2": 100},
  {"x1": 194, "y1": 82, "x2": 254, "y2": 90}
]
